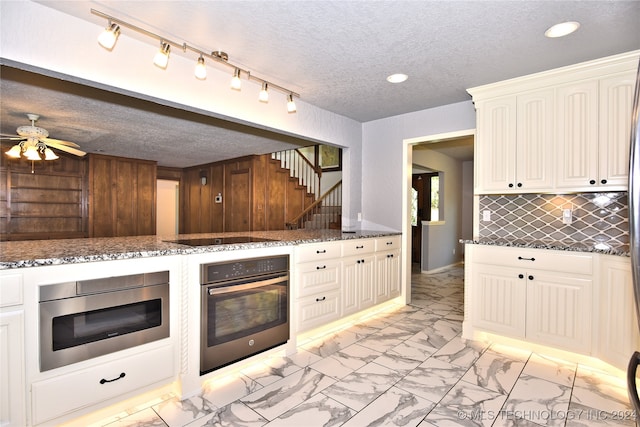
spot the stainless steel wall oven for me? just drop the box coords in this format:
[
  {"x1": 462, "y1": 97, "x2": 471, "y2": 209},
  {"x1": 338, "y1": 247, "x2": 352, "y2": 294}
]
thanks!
[
  {"x1": 200, "y1": 255, "x2": 289, "y2": 374},
  {"x1": 39, "y1": 271, "x2": 170, "y2": 372}
]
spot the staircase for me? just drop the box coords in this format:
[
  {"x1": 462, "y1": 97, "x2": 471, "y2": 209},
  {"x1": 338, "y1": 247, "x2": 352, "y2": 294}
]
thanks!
[{"x1": 271, "y1": 149, "x2": 342, "y2": 230}]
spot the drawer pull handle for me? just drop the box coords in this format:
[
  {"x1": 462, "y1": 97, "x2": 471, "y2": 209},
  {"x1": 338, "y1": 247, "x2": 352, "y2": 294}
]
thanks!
[
  {"x1": 316, "y1": 265, "x2": 327, "y2": 270},
  {"x1": 386, "y1": 242, "x2": 393, "y2": 245},
  {"x1": 316, "y1": 296, "x2": 326, "y2": 302},
  {"x1": 517, "y1": 256, "x2": 535, "y2": 261},
  {"x1": 316, "y1": 249, "x2": 327, "y2": 254},
  {"x1": 387, "y1": 254, "x2": 394, "y2": 258},
  {"x1": 100, "y1": 372, "x2": 125, "y2": 384},
  {"x1": 356, "y1": 245, "x2": 364, "y2": 249},
  {"x1": 528, "y1": 275, "x2": 534, "y2": 280},
  {"x1": 518, "y1": 274, "x2": 524, "y2": 279}
]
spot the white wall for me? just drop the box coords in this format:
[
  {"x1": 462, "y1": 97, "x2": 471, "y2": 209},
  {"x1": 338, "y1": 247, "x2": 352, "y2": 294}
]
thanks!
[{"x1": 361, "y1": 102, "x2": 476, "y2": 231}]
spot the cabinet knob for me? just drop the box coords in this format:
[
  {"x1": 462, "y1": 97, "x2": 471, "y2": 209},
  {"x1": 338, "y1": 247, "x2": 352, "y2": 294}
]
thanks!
[
  {"x1": 517, "y1": 183, "x2": 522, "y2": 188},
  {"x1": 528, "y1": 275, "x2": 534, "y2": 280},
  {"x1": 589, "y1": 179, "x2": 596, "y2": 185},
  {"x1": 518, "y1": 274, "x2": 524, "y2": 279},
  {"x1": 357, "y1": 260, "x2": 361, "y2": 264},
  {"x1": 508, "y1": 183, "x2": 514, "y2": 188},
  {"x1": 601, "y1": 179, "x2": 608, "y2": 184}
]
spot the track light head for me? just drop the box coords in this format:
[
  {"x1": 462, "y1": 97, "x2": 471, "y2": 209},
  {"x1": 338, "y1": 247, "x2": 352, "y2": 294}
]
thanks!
[
  {"x1": 195, "y1": 55, "x2": 207, "y2": 80},
  {"x1": 287, "y1": 94, "x2": 297, "y2": 113},
  {"x1": 259, "y1": 82, "x2": 269, "y2": 103},
  {"x1": 98, "y1": 22, "x2": 120, "y2": 50},
  {"x1": 153, "y1": 41, "x2": 171, "y2": 69},
  {"x1": 231, "y1": 68, "x2": 242, "y2": 90}
]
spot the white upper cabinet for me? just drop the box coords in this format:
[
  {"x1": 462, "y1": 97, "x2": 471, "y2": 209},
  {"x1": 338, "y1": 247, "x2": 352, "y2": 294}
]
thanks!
[
  {"x1": 469, "y1": 50, "x2": 639, "y2": 194},
  {"x1": 555, "y1": 79, "x2": 600, "y2": 190},
  {"x1": 598, "y1": 72, "x2": 636, "y2": 188}
]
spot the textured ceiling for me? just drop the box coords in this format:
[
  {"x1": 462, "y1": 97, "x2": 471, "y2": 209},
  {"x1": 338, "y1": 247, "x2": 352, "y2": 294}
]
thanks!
[{"x1": 1, "y1": 1, "x2": 639, "y2": 168}]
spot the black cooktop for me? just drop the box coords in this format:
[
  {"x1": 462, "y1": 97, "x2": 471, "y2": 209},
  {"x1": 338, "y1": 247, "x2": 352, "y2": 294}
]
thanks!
[{"x1": 166, "y1": 236, "x2": 276, "y2": 246}]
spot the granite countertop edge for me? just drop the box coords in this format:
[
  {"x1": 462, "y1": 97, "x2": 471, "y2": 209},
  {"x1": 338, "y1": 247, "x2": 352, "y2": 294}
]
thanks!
[
  {"x1": 0, "y1": 230, "x2": 401, "y2": 270},
  {"x1": 460, "y1": 238, "x2": 630, "y2": 257}
]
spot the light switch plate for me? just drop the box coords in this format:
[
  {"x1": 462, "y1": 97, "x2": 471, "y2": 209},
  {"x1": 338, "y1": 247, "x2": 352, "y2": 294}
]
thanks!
[{"x1": 482, "y1": 210, "x2": 491, "y2": 222}]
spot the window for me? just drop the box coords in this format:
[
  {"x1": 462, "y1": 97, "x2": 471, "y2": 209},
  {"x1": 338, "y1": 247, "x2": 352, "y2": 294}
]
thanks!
[
  {"x1": 429, "y1": 174, "x2": 440, "y2": 221},
  {"x1": 411, "y1": 188, "x2": 419, "y2": 226}
]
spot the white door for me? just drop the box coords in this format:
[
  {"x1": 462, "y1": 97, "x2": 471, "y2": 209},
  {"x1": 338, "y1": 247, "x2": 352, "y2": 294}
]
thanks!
[{"x1": 156, "y1": 180, "x2": 179, "y2": 236}]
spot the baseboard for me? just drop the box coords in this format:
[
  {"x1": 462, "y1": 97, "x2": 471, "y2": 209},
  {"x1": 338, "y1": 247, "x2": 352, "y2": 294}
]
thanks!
[{"x1": 421, "y1": 261, "x2": 463, "y2": 274}]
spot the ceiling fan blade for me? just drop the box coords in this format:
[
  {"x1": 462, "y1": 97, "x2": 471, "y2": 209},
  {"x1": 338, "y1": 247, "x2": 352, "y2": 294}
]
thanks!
[
  {"x1": 0, "y1": 134, "x2": 25, "y2": 140},
  {"x1": 41, "y1": 137, "x2": 81, "y2": 148},
  {"x1": 46, "y1": 142, "x2": 87, "y2": 157}
]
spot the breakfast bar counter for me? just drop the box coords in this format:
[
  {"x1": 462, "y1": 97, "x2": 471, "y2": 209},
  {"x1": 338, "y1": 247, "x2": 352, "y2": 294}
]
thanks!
[{"x1": 0, "y1": 229, "x2": 401, "y2": 269}]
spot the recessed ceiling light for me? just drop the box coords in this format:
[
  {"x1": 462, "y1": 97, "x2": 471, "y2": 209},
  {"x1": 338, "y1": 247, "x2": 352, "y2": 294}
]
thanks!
[
  {"x1": 387, "y1": 73, "x2": 408, "y2": 83},
  {"x1": 544, "y1": 21, "x2": 580, "y2": 38}
]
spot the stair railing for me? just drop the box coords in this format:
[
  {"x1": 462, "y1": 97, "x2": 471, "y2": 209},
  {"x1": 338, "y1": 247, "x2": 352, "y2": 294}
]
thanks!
[
  {"x1": 286, "y1": 180, "x2": 342, "y2": 230},
  {"x1": 271, "y1": 149, "x2": 321, "y2": 198}
]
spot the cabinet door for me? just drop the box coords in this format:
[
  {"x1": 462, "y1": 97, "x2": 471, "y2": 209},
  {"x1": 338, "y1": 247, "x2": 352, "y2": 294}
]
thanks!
[
  {"x1": 475, "y1": 96, "x2": 517, "y2": 193},
  {"x1": 555, "y1": 80, "x2": 599, "y2": 190},
  {"x1": 0, "y1": 310, "x2": 25, "y2": 427},
  {"x1": 598, "y1": 71, "x2": 636, "y2": 188},
  {"x1": 342, "y1": 254, "x2": 375, "y2": 316},
  {"x1": 597, "y1": 257, "x2": 640, "y2": 369},
  {"x1": 516, "y1": 89, "x2": 554, "y2": 191},
  {"x1": 526, "y1": 272, "x2": 592, "y2": 353},
  {"x1": 375, "y1": 250, "x2": 401, "y2": 303},
  {"x1": 471, "y1": 264, "x2": 526, "y2": 337}
]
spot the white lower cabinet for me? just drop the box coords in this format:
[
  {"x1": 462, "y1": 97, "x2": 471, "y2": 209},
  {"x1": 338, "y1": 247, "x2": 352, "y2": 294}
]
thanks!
[
  {"x1": 375, "y1": 249, "x2": 401, "y2": 303},
  {"x1": 342, "y1": 253, "x2": 376, "y2": 316},
  {"x1": 0, "y1": 310, "x2": 25, "y2": 427},
  {"x1": 296, "y1": 259, "x2": 342, "y2": 332},
  {"x1": 295, "y1": 236, "x2": 402, "y2": 333},
  {"x1": 467, "y1": 245, "x2": 592, "y2": 354},
  {"x1": 31, "y1": 344, "x2": 174, "y2": 425},
  {"x1": 596, "y1": 255, "x2": 640, "y2": 369}
]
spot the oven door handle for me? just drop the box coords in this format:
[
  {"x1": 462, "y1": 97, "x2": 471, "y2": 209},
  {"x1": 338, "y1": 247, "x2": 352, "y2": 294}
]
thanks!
[{"x1": 207, "y1": 275, "x2": 288, "y2": 296}]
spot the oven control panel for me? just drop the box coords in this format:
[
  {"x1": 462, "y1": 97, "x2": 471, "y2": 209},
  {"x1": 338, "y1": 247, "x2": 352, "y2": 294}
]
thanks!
[{"x1": 201, "y1": 255, "x2": 289, "y2": 284}]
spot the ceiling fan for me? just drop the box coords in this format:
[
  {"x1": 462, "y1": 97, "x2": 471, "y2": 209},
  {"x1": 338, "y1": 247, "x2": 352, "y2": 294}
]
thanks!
[{"x1": 1, "y1": 113, "x2": 86, "y2": 161}]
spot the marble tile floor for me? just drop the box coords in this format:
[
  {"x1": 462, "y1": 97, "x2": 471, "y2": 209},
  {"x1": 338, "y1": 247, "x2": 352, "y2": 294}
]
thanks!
[{"x1": 91, "y1": 264, "x2": 636, "y2": 427}]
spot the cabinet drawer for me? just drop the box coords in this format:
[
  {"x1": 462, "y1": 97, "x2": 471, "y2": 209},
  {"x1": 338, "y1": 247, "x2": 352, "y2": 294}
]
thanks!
[
  {"x1": 297, "y1": 290, "x2": 341, "y2": 332},
  {"x1": 296, "y1": 242, "x2": 342, "y2": 263},
  {"x1": 342, "y1": 238, "x2": 375, "y2": 257},
  {"x1": 473, "y1": 246, "x2": 592, "y2": 275},
  {"x1": 32, "y1": 344, "x2": 174, "y2": 425},
  {"x1": 375, "y1": 235, "x2": 401, "y2": 252},
  {"x1": 0, "y1": 274, "x2": 23, "y2": 307},
  {"x1": 297, "y1": 260, "x2": 341, "y2": 298}
]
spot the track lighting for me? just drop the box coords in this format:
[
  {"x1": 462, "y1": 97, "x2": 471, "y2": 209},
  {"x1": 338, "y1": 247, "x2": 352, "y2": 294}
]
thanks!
[
  {"x1": 153, "y1": 41, "x2": 171, "y2": 69},
  {"x1": 231, "y1": 68, "x2": 242, "y2": 90},
  {"x1": 259, "y1": 82, "x2": 269, "y2": 103},
  {"x1": 98, "y1": 22, "x2": 121, "y2": 50},
  {"x1": 92, "y1": 8, "x2": 299, "y2": 113},
  {"x1": 195, "y1": 55, "x2": 207, "y2": 80},
  {"x1": 287, "y1": 94, "x2": 297, "y2": 113}
]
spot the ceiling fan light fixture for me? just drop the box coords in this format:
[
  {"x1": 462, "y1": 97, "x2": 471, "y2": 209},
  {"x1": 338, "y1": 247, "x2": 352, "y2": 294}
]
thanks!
[
  {"x1": 259, "y1": 82, "x2": 269, "y2": 103},
  {"x1": 194, "y1": 55, "x2": 207, "y2": 80},
  {"x1": 98, "y1": 22, "x2": 121, "y2": 50},
  {"x1": 287, "y1": 94, "x2": 297, "y2": 113},
  {"x1": 24, "y1": 145, "x2": 41, "y2": 161},
  {"x1": 5, "y1": 144, "x2": 22, "y2": 158},
  {"x1": 153, "y1": 41, "x2": 171, "y2": 69},
  {"x1": 44, "y1": 148, "x2": 59, "y2": 160},
  {"x1": 231, "y1": 68, "x2": 242, "y2": 90},
  {"x1": 545, "y1": 21, "x2": 580, "y2": 38}
]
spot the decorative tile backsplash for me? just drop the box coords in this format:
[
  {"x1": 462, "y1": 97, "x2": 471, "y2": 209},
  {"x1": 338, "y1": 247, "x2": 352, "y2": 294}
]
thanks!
[{"x1": 478, "y1": 192, "x2": 629, "y2": 250}]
